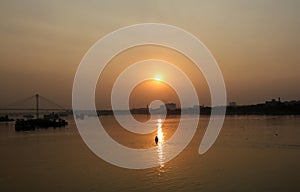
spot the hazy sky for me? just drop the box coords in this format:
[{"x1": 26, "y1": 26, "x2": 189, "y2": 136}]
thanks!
[{"x1": 0, "y1": 0, "x2": 299, "y2": 109}]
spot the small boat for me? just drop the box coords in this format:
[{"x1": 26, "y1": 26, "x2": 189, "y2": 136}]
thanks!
[{"x1": 0, "y1": 115, "x2": 14, "y2": 122}]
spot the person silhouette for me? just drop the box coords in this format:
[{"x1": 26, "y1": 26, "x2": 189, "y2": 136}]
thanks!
[{"x1": 155, "y1": 136, "x2": 159, "y2": 145}]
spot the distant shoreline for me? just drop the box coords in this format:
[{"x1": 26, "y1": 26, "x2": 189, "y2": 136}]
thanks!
[
  {"x1": 96, "y1": 99, "x2": 300, "y2": 116},
  {"x1": 1, "y1": 99, "x2": 299, "y2": 116}
]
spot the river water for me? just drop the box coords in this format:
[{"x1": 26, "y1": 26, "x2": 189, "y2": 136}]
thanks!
[{"x1": 0, "y1": 115, "x2": 300, "y2": 191}]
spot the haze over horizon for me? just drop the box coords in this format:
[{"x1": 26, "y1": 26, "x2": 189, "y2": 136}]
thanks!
[{"x1": 0, "y1": 0, "x2": 299, "y2": 109}]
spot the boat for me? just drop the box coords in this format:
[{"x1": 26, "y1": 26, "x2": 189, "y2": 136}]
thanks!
[
  {"x1": 0, "y1": 115, "x2": 14, "y2": 122},
  {"x1": 15, "y1": 117, "x2": 68, "y2": 131},
  {"x1": 15, "y1": 119, "x2": 35, "y2": 131}
]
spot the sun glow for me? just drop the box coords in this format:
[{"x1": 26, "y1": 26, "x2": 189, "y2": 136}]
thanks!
[{"x1": 154, "y1": 75, "x2": 162, "y2": 82}]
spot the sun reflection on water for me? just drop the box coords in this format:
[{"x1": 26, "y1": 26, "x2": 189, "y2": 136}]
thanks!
[{"x1": 156, "y1": 118, "x2": 165, "y2": 174}]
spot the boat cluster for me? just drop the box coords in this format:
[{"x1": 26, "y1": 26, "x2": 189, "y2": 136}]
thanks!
[{"x1": 15, "y1": 116, "x2": 68, "y2": 131}]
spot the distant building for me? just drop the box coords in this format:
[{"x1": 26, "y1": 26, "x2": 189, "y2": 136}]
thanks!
[
  {"x1": 161, "y1": 103, "x2": 176, "y2": 110},
  {"x1": 265, "y1": 98, "x2": 281, "y2": 106}
]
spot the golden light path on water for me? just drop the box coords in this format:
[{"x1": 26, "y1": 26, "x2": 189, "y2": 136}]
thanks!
[{"x1": 156, "y1": 118, "x2": 165, "y2": 173}]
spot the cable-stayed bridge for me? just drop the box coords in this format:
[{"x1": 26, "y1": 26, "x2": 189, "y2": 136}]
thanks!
[{"x1": 0, "y1": 94, "x2": 71, "y2": 117}]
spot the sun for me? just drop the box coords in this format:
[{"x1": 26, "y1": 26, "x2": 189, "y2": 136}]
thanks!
[{"x1": 154, "y1": 75, "x2": 162, "y2": 82}]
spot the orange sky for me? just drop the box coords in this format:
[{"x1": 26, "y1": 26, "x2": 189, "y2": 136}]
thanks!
[
  {"x1": 96, "y1": 45, "x2": 209, "y2": 109},
  {"x1": 0, "y1": 0, "x2": 299, "y2": 109}
]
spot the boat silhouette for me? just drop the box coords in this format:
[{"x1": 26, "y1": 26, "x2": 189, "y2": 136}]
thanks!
[
  {"x1": 0, "y1": 115, "x2": 14, "y2": 122},
  {"x1": 15, "y1": 114, "x2": 68, "y2": 131}
]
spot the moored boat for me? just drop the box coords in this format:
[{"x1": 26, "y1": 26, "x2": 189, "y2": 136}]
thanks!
[
  {"x1": 15, "y1": 117, "x2": 68, "y2": 131},
  {"x1": 0, "y1": 115, "x2": 14, "y2": 122}
]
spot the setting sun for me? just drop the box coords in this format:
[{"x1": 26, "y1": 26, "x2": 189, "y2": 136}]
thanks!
[{"x1": 154, "y1": 75, "x2": 162, "y2": 82}]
